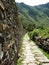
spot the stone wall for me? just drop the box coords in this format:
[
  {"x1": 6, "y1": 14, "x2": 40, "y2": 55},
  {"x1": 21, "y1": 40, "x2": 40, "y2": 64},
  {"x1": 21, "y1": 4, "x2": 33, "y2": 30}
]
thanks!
[
  {"x1": 34, "y1": 36, "x2": 49, "y2": 53},
  {"x1": 0, "y1": 0, "x2": 23, "y2": 65}
]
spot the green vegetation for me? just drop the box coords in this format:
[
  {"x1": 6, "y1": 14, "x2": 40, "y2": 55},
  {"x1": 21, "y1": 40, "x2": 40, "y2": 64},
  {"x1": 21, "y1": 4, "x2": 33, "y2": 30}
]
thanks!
[
  {"x1": 17, "y1": 2, "x2": 49, "y2": 31},
  {"x1": 17, "y1": 58, "x2": 23, "y2": 65},
  {"x1": 28, "y1": 28, "x2": 49, "y2": 39},
  {"x1": 39, "y1": 48, "x2": 49, "y2": 59},
  {"x1": 17, "y1": 47, "x2": 23, "y2": 65},
  {"x1": 17, "y1": 36, "x2": 24, "y2": 65}
]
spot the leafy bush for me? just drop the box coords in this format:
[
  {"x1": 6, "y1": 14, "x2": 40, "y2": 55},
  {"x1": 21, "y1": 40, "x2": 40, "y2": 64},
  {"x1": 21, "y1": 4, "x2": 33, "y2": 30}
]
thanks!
[{"x1": 28, "y1": 28, "x2": 49, "y2": 40}]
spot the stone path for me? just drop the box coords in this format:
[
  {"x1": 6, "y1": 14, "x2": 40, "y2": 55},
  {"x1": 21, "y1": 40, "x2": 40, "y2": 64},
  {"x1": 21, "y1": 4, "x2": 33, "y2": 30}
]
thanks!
[{"x1": 19, "y1": 34, "x2": 49, "y2": 65}]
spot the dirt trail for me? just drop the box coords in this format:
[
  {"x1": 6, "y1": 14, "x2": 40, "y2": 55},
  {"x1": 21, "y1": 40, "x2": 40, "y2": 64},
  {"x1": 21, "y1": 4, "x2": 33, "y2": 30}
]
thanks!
[{"x1": 19, "y1": 34, "x2": 49, "y2": 65}]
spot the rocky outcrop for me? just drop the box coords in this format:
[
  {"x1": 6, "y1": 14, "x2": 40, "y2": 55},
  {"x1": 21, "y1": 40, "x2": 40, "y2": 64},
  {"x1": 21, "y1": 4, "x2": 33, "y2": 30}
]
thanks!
[{"x1": 0, "y1": 0, "x2": 23, "y2": 65}]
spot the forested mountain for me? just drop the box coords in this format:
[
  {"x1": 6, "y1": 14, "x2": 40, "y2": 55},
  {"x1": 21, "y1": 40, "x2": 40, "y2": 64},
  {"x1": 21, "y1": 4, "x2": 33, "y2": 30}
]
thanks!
[{"x1": 17, "y1": 2, "x2": 49, "y2": 30}]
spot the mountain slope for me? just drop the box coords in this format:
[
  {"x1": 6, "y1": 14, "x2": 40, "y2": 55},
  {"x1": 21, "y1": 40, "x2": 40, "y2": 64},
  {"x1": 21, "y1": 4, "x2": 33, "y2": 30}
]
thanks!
[{"x1": 17, "y1": 2, "x2": 49, "y2": 28}]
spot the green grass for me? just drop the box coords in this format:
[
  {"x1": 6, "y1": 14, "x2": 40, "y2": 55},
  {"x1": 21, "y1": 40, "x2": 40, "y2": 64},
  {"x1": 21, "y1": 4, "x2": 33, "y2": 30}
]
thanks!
[
  {"x1": 39, "y1": 48, "x2": 49, "y2": 59},
  {"x1": 17, "y1": 58, "x2": 23, "y2": 65},
  {"x1": 17, "y1": 46, "x2": 23, "y2": 65},
  {"x1": 17, "y1": 35, "x2": 24, "y2": 65},
  {"x1": 29, "y1": 28, "x2": 49, "y2": 39}
]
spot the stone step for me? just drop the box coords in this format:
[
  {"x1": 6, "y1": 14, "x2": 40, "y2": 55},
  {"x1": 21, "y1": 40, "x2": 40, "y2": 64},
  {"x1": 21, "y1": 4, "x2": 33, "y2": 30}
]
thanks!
[
  {"x1": 42, "y1": 63, "x2": 49, "y2": 65},
  {"x1": 40, "y1": 62, "x2": 49, "y2": 65},
  {"x1": 39, "y1": 60, "x2": 49, "y2": 63}
]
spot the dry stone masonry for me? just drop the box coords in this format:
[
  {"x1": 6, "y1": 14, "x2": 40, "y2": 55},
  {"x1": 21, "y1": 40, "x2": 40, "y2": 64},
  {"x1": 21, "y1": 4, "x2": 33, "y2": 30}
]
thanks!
[
  {"x1": 0, "y1": 0, "x2": 23, "y2": 65},
  {"x1": 34, "y1": 36, "x2": 49, "y2": 53}
]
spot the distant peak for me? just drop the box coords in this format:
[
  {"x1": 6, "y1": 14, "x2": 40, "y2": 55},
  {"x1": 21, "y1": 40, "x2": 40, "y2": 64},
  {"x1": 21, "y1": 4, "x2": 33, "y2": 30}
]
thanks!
[{"x1": 20, "y1": 2, "x2": 25, "y2": 4}]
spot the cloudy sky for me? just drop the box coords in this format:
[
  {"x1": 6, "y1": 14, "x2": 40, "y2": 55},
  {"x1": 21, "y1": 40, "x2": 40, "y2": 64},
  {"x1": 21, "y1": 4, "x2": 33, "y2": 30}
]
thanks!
[{"x1": 15, "y1": 0, "x2": 49, "y2": 6}]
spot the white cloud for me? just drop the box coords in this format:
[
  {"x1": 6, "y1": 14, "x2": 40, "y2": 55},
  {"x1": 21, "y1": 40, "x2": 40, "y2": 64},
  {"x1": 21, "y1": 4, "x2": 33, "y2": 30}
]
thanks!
[{"x1": 15, "y1": 0, "x2": 49, "y2": 6}]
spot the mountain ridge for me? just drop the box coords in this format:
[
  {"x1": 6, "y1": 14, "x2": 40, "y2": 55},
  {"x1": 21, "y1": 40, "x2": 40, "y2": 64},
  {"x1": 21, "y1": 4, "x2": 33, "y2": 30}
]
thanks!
[{"x1": 17, "y1": 2, "x2": 49, "y2": 29}]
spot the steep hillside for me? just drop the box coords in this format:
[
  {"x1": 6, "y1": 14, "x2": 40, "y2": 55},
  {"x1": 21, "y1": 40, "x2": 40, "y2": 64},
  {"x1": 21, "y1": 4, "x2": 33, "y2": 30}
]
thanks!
[{"x1": 17, "y1": 2, "x2": 49, "y2": 28}]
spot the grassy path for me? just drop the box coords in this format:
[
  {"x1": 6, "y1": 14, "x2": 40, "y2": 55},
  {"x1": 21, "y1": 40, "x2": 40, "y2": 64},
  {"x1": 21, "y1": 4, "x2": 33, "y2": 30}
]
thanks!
[{"x1": 17, "y1": 34, "x2": 49, "y2": 65}]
